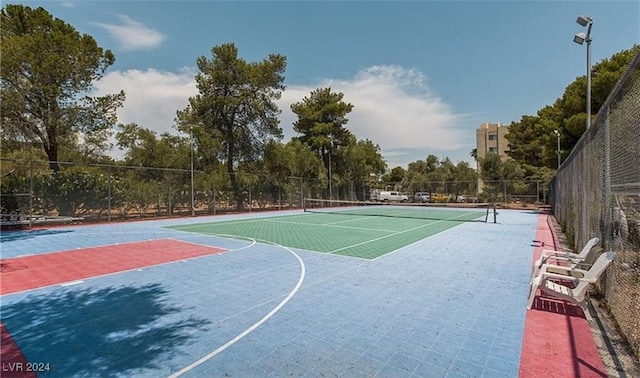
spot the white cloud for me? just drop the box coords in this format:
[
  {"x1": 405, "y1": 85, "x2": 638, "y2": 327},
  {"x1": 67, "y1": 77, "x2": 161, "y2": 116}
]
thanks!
[
  {"x1": 94, "y1": 65, "x2": 473, "y2": 167},
  {"x1": 333, "y1": 65, "x2": 467, "y2": 150},
  {"x1": 92, "y1": 67, "x2": 197, "y2": 132},
  {"x1": 279, "y1": 65, "x2": 472, "y2": 166},
  {"x1": 93, "y1": 15, "x2": 165, "y2": 51}
]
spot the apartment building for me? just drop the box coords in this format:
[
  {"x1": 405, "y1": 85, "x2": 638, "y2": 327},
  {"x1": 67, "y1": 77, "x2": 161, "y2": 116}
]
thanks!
[
  {"x1": 476, "y1": 122, "x2": 510, "y2": 162},
  {"x1": 476, "y1": 122, "x2": 510, "y2": 191}
]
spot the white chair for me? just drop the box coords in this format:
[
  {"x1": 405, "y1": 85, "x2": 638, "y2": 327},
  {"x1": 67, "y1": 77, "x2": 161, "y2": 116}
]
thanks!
[
  {"x1": 530, "y1": 237, "x2": 599, "y2": 283},
  {"x1": 526, "y1": 251, "x2": 615, "y2": 321}
]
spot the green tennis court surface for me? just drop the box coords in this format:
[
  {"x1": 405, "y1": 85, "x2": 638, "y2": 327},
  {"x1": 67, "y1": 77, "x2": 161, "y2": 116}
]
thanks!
[{"x1": 167, "y1": 207, "x2": 486, "y2": 259}]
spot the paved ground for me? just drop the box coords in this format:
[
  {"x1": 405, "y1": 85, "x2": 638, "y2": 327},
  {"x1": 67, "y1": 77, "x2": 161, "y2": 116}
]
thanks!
[{"x1": 1, "y1": 208, "x2": 633, "y2": 377}]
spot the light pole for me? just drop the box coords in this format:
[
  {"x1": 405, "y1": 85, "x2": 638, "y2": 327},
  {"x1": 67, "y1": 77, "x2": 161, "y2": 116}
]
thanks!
[
  {"x1": 573, "y1": 15, "x2": 593, "y2": 130},
  {"x1": 553, "y1": 130, "x2": 561, "y2": 170},
  {"x1": 190, "y1": 125, "x2": 195, "y2": 216},
  {"x1": 328, "y1": 140, "x2": 332, "y2": 202}
]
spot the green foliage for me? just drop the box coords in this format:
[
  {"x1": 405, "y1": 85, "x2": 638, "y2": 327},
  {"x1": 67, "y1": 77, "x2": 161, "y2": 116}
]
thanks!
[
  {"x1": 33, "y1": 168, "x2": 117, "y2": 216},
  {"x1": 177, "y1": 43, "x2": 286, "y2": 211},
  {"x1": 291, "y1": 87, "x2": 356, "y2": 194},
  {"x1": 119, "y1": 177, "x2": 162, "y2": 217},
  {"x1": 1, "y1": 168, "x2": 30, "y2": 214},
  {"x1": 505, "y1": 45, "x2": 639, "y2": 173},
  {"x1": 345, "y1": 139, "x2": 387, "y2": 197},
  {"x1": 263, "y1": 139, "x2": 325, "y2": 183},
  {"x1": 116, "y1": 123, "x2": 190, "y2": 171},
  {"x1": 489, "y1": 156, "x2": 523, "y2": 182},
  {"x1": 384, "y1": 166, "x2": 406, "y2": 185},
  {"x1": 448, "y1": 161, "x2": 478, "y2": 198},
  {"x1": 0, "y1": 4, "x2": 125, "y2": 169},
  {"x1": 289, "y1": 87, "x2": 386, "y2": 199},
  {"x1": 406, "y1": 154, "x2": 440, "y2": 175},
  {"x1": 291, "y1": 87, "x2": 354, "y2": 154},
  {"x1": 479, "y1": 153, "x2": 524, "y2": 201},
  {"x1": 400, "y1": 156, "x2": 479, "y2": 198}
]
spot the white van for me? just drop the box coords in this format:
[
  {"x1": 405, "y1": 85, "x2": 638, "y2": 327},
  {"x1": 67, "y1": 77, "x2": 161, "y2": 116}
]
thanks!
[{"x1": 377, "y1": 191, "x2": 408, "y2": 202}]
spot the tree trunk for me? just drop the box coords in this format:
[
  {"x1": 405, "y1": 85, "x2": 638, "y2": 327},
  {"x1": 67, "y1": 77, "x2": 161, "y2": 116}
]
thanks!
[
  {"x1": 46, "y1": 142, "x2": 60, "y2": 172},
  {"x1": 227, "y1": 159, "x2": 244, "y2": 212}
]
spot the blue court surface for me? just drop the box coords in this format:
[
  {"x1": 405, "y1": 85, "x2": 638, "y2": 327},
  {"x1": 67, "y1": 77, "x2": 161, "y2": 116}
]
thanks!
[{"x1": 0, "y1": 209, "x2": 537, "y2": 377}]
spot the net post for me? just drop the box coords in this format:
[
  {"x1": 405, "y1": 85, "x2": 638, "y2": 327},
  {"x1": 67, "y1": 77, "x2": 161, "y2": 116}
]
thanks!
[{"x1": 493, "y1": 202, "x2": 497, "y2": 223}]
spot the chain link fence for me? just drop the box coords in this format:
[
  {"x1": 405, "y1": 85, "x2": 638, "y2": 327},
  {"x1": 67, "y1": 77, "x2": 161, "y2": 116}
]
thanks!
[
  {"x1": 552, "y1": 51, "x2": 640, "y2": 359},
  {"x1": 373, "y1": 180, "x2": 548, "y2": 205},
  {"x1": 0, "y1": 160, "x2": 333, "y2": 222},
  {"x1": 1, "y1": 158, "x2": 553, "y2": 224}
]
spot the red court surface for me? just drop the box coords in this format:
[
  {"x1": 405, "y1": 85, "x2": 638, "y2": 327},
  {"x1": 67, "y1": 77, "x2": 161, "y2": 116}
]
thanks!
[
  {"x1": 0, "y1": 239, "x2": 226, "y2": 295},
  {"x1": 0, "y1": 323, "x2": 36, "y2": 378},
  {"x1": 519, "y1": 215, "x2": 607, "y2": 377}
]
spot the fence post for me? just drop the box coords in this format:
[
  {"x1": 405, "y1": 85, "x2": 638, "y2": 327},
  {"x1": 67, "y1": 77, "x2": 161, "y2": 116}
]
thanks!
[
  {"x1": 603, "y1": 106, "x2": 612, "y2": 251},
  {"x1": 29, "y1": 159, "x2": 34, "y2": 227},
  {"x1": 503, "y1": 181, "x2": 507, "y2": 205},
  {"x1": 108, "y1": 165, "x2": 112, "y2": 222},
  {"x1": 213, "y1": 176, "x2": 217, "y2": 215}
]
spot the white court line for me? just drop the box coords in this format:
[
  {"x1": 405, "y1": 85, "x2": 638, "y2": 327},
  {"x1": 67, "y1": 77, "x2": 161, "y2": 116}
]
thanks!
[
  {"x1": 328, "y1": 211, "x2": 479, "y2": 254},
  {"x1": 325, "y1": 217, "x2": 373, "y2": 225},
  {"x1": 60, "y1": 280, "x2": 84, "y2": 287},
  {"x1": 371, "y1": 222, "x2": 467, "y2": 261},
  {"x1": 12, "y1": 237, "x2": 179, "y2": 256},
  {"x1": 173, "y1": 213, "x2": 318, "y2": 230},
  {"x1": 167, "y1": 239, "x2": 306, "y2": 378},
  {"x1": 263, "y1": 218, "x2": 398, "y2": 233},
  {"x1": 170, "y1": 236, "x2": 257, "y2": 251},
  {"x1": 0, "y1": 237, "x2": 256, "y2": 298}
]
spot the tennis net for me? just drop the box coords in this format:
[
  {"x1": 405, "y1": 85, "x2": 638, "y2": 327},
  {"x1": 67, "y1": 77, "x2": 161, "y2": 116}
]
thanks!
[{"x1": 303, "y1": 198, "x2": 493, "y2": 223}]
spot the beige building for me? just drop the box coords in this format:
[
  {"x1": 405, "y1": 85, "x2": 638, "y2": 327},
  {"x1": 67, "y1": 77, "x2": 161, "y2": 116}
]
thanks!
[
  {"x1": 476, "y1": 122, "x2": 510, "y2": 190},
  {"x1": 476, "y1": 122, "x2": 510, "y2": 161}
]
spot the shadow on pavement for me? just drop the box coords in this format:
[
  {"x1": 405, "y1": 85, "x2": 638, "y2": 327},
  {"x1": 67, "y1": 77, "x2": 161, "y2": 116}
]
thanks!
[{"x1": 1, "y1": 283, "x2": 210, "y2": 377}]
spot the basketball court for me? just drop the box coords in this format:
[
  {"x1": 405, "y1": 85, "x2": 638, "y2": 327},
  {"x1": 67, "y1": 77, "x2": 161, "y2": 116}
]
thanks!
[{"x1": 0, "y1": 205, "x2": 605, "y2": 377}]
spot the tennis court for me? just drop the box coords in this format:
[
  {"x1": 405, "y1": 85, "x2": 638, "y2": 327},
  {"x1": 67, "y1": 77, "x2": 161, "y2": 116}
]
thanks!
[
  {"x1": 168, "y1": 203, "x2": 489, "y2": 259},
  {"x1": 0, "y1": 206, "x2": 547, "y2": 377}
]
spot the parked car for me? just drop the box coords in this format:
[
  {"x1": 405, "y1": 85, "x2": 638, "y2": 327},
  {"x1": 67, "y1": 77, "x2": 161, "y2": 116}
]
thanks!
[
  {"x1": 432, "y1": 193, "x2": 451, "y2": 203},
  {"x1": 369, "y1": 189, "x2": 382, "y2": 201},
  {"x1": 377, "y1": 191, "x2": 409, "y2": 202},
  {"x1": 457, "y1": 195, "x2": 478, "y2": 203},
  {"x1": 413, "y1": 192, "x2": 432, "y2": 203}
]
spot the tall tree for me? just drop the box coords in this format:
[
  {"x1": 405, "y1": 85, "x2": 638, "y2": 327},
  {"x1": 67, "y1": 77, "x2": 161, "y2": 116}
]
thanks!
[
  {"x1": 505, "y1": 45, "x2": 639, "y2": 173},
  {"x1": 449, "y1": 161, "x2": 479, "y2": 198},
  {"x1": 177, "y1": 43, "x2": 286, "y2": 211},
  {"x1": 0, "y1": 5, "x2": 125, "y2": 171},
  {"x1": 406, "y1": 154, "x2": 440, "y2": 175},
  {"x1": 336, "y1": 136, "x2": 386, "y2": 200},
  {"x1": 291, "y1": 88, "x2": 354, "y2": 152},
  {"x1": 290, "y1": 87, "x2": 354, "y2": 195},
  {"x1": 116, "y1": 123, "x2": 190, "y2": 170},
  {"x1": 348, "y1": 139, "x2": 386, "y2": 183},
  {"x1": 479, "y1": 152, "x2": 524, "y2": 202},
  {"x1": 383, "y1": 166, "x2": 406, "y2": 187},
  {"x1": 263, "y1": 140, "x2": 324, "y2": 181}
]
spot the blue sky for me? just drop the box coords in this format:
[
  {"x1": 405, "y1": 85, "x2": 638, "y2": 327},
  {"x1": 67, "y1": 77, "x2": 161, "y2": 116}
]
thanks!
[{"x1": 11, "y1": 0, "x2": 640, "y2": 168}]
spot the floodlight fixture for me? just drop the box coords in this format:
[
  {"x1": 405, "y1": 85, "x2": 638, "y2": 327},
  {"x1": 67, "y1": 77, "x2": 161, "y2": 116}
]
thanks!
[
  {"x1": 573, "y1": 14, "x2": 593, "y2": 129},
  {"x1": 576, "y1": 15, "x2": 592, "y2": 27}
]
